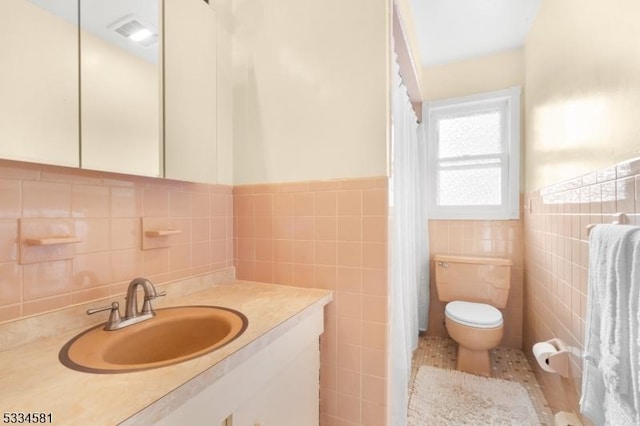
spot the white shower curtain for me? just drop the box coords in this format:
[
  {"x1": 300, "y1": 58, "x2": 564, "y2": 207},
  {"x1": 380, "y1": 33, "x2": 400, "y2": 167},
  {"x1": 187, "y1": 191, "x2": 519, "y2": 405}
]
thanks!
[{"x1": 388, "y1": 53, "x2": 430, "y2": 425}]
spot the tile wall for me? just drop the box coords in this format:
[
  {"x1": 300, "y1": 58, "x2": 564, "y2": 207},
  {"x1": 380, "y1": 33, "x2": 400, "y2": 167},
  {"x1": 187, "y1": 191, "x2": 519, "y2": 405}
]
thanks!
[
  {"x1": 0, "y1": 159, "x2": 234, "y2": 323},
  {"x1": 427, "y1": 218, "x2": 525, "y2": 349},
  {"x1": 523, "y1": 156, "x2": 640, "y2": 414},
  {"x1": 233, "y1": 177, "x2": 389, "y2": 426}
]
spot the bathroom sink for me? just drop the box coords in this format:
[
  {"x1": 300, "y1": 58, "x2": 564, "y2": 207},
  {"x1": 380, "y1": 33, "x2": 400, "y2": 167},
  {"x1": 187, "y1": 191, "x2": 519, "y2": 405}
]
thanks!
[{"x1": 59, "y1": 306, "x2": 248, "y2": 374}]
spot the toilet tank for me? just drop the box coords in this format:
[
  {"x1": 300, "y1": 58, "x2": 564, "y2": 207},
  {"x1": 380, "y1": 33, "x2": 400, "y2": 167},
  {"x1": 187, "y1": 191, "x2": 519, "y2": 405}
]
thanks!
[{"x1": 433, "y1": 254, "x2": 512, "y2": 309}]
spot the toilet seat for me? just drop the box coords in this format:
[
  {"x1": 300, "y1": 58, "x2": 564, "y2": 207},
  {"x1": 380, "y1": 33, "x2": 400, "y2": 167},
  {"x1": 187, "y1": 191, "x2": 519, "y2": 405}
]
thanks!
[{"x1": 445, "y1": 301, "x2": 503, "y2": 329}]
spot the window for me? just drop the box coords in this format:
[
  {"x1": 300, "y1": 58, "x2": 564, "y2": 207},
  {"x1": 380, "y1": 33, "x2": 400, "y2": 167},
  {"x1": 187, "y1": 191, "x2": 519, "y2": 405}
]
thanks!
[{"x1": 426, "y1": 87, "x2": 520, "y2": 220}]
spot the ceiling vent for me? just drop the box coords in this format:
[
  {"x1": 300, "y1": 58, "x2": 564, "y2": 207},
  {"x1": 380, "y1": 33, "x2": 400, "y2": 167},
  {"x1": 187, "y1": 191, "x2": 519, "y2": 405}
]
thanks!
[{"x1": 109, "y1": 15, "x2": 158, "y2": 48}]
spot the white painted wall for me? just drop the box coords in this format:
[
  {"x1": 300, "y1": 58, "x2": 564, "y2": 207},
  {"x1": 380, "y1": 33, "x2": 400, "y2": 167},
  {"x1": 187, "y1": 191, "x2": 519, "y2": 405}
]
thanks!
[
  {"x1": 232, "y1": 0, "x2": 389, "y2": 185},
  {"x1": 524, "y1": 0, "x2": 640, "y2": 191}
]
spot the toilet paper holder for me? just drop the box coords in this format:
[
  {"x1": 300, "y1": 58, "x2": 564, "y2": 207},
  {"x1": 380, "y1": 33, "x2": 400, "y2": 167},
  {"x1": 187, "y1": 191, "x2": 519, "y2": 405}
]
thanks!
[{"x1": 535, "y1": 338, "x2": 571, "y2": 378}]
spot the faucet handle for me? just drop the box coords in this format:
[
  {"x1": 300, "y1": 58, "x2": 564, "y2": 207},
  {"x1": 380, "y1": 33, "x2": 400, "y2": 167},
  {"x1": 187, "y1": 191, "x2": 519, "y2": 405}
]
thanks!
[
  {"x1": 141, "y1": 291, "x2": 166, "y2": 315},
  {"x1": 87, "y1": 302, "x2": 122, "y2": 330}
]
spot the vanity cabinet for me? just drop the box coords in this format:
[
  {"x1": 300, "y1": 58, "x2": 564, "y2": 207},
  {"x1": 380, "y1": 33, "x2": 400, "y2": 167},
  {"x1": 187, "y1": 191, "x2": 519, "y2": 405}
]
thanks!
[
  {"x1": 0, "y1": 0, "x2": 79, "y2": 168},
  {"x1": 145, "y1": 308, "x2": 323, "y2": 426},
  {"x1": 164, "y1": 0, "x2": 218, "y2": 184}
]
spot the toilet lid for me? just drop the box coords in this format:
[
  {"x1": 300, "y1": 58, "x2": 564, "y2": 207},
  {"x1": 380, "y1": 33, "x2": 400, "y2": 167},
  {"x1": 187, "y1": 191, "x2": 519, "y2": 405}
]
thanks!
[{"x1": 445, "y1": 301, "x2": 503, "y2": 328}]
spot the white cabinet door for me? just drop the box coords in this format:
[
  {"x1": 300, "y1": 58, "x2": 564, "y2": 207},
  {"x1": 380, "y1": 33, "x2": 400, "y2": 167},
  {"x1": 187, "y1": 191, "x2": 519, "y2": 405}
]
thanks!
[
  {"x1": 80, "y1": 0, "x2": 162, "y2": 177},
  {"x1": 164, "y1": 0, "x2": 217, "y2": 184},
  {"x1": 0, "y1": 0, "x2": 79, "y2": 168}
]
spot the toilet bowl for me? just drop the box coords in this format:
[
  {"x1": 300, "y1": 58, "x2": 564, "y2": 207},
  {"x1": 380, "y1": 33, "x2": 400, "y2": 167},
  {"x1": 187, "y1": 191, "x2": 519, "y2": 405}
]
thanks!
[
  {"x1": 444, "y1": 300, "x2": 503, "y2": 376},
  {"x1": 433, "y1": 254, "x2": 512, "y2": 377}
]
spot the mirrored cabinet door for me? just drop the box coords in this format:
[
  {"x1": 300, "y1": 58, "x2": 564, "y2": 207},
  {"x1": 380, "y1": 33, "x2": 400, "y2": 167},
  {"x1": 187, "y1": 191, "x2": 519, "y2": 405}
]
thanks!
[
  {"x1": 80, "y1": 0, "x2": 162, "y2": 177},
  {"x1": 164, "y1": 0, "x2": 218, "y2": 184},
  {"x1": 0, "y1": 0, "x2": 80, "y2": 168}
]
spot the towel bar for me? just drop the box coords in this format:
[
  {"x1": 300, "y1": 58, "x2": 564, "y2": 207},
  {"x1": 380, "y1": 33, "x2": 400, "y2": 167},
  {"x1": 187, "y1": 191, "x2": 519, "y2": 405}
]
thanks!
[{"x1": 586, "y1": 212, "x2": 626, "y2": 236}]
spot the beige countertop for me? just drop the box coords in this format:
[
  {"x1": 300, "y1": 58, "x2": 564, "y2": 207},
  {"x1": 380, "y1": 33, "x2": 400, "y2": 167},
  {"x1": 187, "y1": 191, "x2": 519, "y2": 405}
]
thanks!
[{"x1": 0, "y1": 280, "x2": 332, "y2": 425}]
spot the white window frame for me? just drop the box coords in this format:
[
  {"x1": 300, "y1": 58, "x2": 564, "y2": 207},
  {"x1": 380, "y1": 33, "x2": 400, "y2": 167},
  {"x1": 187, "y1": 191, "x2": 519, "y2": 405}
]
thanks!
[{"x1": 425, "y1": 87, "x2": 521, "y2": 220}]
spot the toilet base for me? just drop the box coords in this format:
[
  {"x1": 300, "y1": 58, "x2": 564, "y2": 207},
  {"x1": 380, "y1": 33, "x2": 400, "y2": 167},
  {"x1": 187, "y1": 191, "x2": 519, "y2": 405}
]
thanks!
[{"x1": 456, "y1": 345, "x2": 492, "y2": 377}]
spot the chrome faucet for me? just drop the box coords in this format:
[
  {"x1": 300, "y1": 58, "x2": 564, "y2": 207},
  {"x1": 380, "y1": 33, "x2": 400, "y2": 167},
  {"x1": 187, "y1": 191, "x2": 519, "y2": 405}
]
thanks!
[
  {"x1": 87, "y1": 277, "x2": 165, "y2": 331},
  {"x1": 125, "y1": 277, "x2": 165, "y2": 319}
]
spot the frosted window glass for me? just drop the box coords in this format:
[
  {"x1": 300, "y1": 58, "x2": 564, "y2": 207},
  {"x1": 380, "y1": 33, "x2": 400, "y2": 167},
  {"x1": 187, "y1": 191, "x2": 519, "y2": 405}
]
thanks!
[
  {"x1": 437, "y1": 167, "x2": 502, "y2": 206},
  {"x1": 438, "y1": 111, "x2": 502, "y2": 159}
]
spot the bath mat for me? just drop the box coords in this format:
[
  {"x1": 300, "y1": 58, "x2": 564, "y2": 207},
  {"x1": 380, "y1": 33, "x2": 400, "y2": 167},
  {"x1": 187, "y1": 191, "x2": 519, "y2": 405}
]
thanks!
[{"x1": 408, "y1": 366, "x2": 539, "y2": 425}]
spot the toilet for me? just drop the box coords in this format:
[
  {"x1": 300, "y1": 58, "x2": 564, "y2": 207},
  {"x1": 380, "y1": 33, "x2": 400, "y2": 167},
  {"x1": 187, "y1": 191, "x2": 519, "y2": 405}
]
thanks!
[{"x1": 433, "y1": 254, "x2": 512, "y2": 377}]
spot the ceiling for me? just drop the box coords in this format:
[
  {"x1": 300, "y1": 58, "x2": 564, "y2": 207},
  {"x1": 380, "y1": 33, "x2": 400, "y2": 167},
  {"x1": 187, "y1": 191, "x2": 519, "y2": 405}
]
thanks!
[{"x1": 409, "y1": 0, "x2": 542, "y2": 67}]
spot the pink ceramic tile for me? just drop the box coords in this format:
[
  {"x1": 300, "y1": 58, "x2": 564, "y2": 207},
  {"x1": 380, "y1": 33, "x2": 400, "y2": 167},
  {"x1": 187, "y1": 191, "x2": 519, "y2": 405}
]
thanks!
[
  {"x1": 337, "y1": 317, "x2": 362, "y2": 346},
  {"x1": 315, "y1": 241, "x2": 337, "y2": 265},
  {"x1": 293, "y1": 193, "x2": 314, "y2": 216},
  {"x1": 362, "y1": 296, "x2": 387, "y2": 323},
  {"x1": 254, "y1": 261, "x2": 274, "y2": 282},
  {"x1": 210, "y1": 194, "x2": 228, "y2": 217},
  {"x1": 110, "y1": 218, "x2": 140, "y2": 251},
  {"x1": 191, "y1": 217, "x2": 210, "y2": 242},
  {"x1": 293, "y1": 216, "x2": 315, "y2": 240},
  {"x1": 236, "y1": 215, "x2": 255, "y2": 239},
  {"x1": 361, "y1": 401, "x2": 386, "y2": 426},
  {"x1": 361, "y1": 375, "x2": 385, "y2": 404},
  {"x1": 363, "y1": 189, "x2": 387, "y2": 215},
  {"x1": 273, "y1": 194, "x2": 293, "y2": 216},
  {"x1": 336, "y1": 368, "x2": 361, "y2": 398},
  {"x1": 314, "y1": 192, "x2": 337, "y2": 216},
  {"x1": 0, "y1": 262, "x2": 21, "y2": 305},
  {"x1": 142, "y1": 187, "x2": 169, "y2": 217},
  {"x1": 338, "y1": 217, "x2": 362, "y2": 241},
  {"x1": 70, "y1": 286, "x2": 111, "y2": 305},
  {"x1": 236, "y1": 238, "x2": 255, "y2": 261},
  {"x1": 235, "y1": 260, "x2": 255, "y2": 281},
  {"x1": 337, "y1": 267, "x2": 363, "y2": 294},
  {"x1": 169, "y1": 190, "x2": 191, "y2": 218},
  {"x1": 337, "y1": 242, "x2": 362, "y2": 267},
  {"x1": 111, "y1": 187, "x2": 141, "y2": 218},
  {"x1": 336, "y1": 394, "x2": 361, "y2": 424},
  {"x1": 255, "y1": 239, "x2": 274, "y2": 262},
  {"x1": 110, "y1": 249, "x2": 143, "y2": 283},
  {"x1": 274, "y1": 240, "x2": 294, "y2": 263},
  {"x1": 273, "y1": 263, "x2": 294, "y2": 285},
  {"x1": 254, "y1": 215, "x2": 274, "y2": 239},
  {"x1": 0, "y1": 179, "x2": 21, "y2": 219},
  {"x1": 253, "y1": 194, "x2": 274, "y2": 216},
  {"x1": 22, "y1": 294, "x2": 72, "y2": 317},
  {"x1": 616, "y1": 177, "x2": 635, "y2": 213},
  {"x1": 232, "y1": 185, "x2": 253, "y2": 195},
  {"x1": 210, "y1": 217, "x2": 227, "y2": 240},
  {"x1": 277, "y1": 182, "x2": 309, "y2": 193},
  {"x1": 337, "y1": 343, "x2": 362, "y2": 373},
  {"x1": 293, "y1": 240, "x2": 315, "y2": 264},
  {"x1": 362, "y1": 243, "x2": 386, "y2": 268},
  {"x1": 362, "y1": 216, "x2": 386, "y2": 242},
  {"x1": 210, "y1": 239, "x2": 227, "y2": 265},
  {"x1": 0, "y1": 304, "x2": 21, "y2": 322},
  {"x1": 314, "y1": 265, "x2": 337, "y2": 290},
  {"x1": 310, "y1": 180, "x2": 342, "y2": 192},
  {"x1": 72, "y1": 252, "x2": 111, "y2": 289},
  {"x1": 22, "y1": 260, "x2": 72, "y2": 300},
  {"x1": 337, "y1": 191, "x2": 362, "y2": 216},
  {"x1": 72, "y1": 184, "x2": 109, "y2": 218},
  {"x1": 22, "y1": 180, "x2": 72, "y2": 218},
  {"x1": 315, "y1": 217, "x2": 338, "y2": 241},
  {"x1": 0, "y1": 159, "x2": 41, "y2": 179},
  {"x1": 337, "y1": 292, "x2": 362, "y2": 320},
  {"x1": 74, "y1": 219, "x2": 110, "y2": 254},
  {"x1": 340, "y1": 177, "x2": 387, "y2": 190},
  {"x1": 190, "y1": 192, "x2": 210, "y2": 218},
  {"x1": 234, "y1": 195, "x2": 254, "y2": 217},
  {"x1": 169, "y1": 244, "x2": 191, "y2": 270},
  {"x1": 191, "y1": 241, "x2": 210, "y2": 267},
  {"x1": 362, "y1": 347, "x2": 386, "y2": 378},
  {"x1": 363, "y1": 321, "x2": 386, "y2": 351},
  {"x1": 293, "y1": 264, "x2": 315, "y2": 287},
  {"x1": 0, "y1": 220, "x2": 18, "y2": 263},
  {"x1": 142, "y1": 248, "x2": 169, "y2": 276}
]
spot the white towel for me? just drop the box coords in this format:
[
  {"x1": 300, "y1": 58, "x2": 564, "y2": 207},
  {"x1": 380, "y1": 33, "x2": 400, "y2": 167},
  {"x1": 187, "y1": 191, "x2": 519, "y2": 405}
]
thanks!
[{"x1": 580, "y1": 224, "x2": 640, "y2": 426}]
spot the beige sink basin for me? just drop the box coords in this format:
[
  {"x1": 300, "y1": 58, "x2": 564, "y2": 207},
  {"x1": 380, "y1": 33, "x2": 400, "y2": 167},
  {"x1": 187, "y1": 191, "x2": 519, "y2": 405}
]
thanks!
[{"x1": 59, "y1": 306, "x2": 248, "y2": 374}]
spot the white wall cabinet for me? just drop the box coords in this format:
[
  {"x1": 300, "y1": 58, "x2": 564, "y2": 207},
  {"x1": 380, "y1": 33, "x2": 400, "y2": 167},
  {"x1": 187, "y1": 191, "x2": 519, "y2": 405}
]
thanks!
[
  {"x1": 0, "y1": 0, "x2": 79, "y2": 168},
  {"x1": 146, "y1": 309, "x2": 323, "y2": 426},
  {"x1": 164, "y1": 0, "x2": 218, "y2": 184}
]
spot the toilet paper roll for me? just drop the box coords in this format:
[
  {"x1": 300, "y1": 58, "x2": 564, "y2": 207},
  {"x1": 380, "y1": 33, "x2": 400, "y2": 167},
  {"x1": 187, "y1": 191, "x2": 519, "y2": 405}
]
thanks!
[{"x1": 532, "y1": 342, "x2": 558, "y2": 373}]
